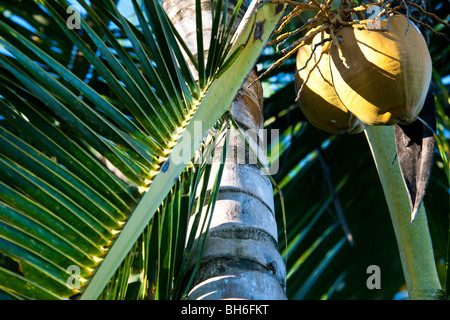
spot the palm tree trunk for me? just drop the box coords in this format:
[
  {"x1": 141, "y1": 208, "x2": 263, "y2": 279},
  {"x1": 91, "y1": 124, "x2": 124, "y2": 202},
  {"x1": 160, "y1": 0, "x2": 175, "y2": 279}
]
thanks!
[{"x1": 163, "y1": 0, "x2": 287, "y2": 300}]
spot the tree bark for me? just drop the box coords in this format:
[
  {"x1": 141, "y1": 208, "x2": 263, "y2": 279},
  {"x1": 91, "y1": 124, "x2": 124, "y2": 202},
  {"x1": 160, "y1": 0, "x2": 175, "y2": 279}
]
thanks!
[{"x1": 162, "y1": 0, "x2": 287, "y2": 300}]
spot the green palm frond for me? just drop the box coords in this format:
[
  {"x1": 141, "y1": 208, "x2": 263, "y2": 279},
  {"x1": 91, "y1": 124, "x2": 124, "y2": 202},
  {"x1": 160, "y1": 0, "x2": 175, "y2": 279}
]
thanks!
[{"x1": 0, "y1": 0, "x2": 285, "y2": 300}]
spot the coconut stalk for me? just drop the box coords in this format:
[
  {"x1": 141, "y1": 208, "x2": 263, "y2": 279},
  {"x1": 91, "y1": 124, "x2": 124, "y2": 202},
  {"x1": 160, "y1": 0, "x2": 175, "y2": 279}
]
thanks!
[{"x1": 365, "y1": 125, "x2": 442, "y2": 300}]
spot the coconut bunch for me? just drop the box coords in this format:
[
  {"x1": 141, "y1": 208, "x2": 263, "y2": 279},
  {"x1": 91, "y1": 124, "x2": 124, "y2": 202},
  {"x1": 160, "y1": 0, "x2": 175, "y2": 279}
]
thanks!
[
  {"x1": 257, "y1": 0, "x2": 449, "y2": 220},
  {"x1": 258, "y1": 0, "x2": 448, "y2": 134},
  {"x1": 296, "y1": 14, "x2": 432, "y2": 134}
]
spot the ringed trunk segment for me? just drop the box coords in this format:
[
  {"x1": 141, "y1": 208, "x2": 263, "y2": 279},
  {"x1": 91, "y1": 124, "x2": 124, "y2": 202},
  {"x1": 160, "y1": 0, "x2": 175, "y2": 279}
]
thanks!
[
  {"x1": 163, "y1": 0, "x2": 287, "y2": 299},
  {"x1": 186, "y1": 82, "x2": 287, "y2": 300}
]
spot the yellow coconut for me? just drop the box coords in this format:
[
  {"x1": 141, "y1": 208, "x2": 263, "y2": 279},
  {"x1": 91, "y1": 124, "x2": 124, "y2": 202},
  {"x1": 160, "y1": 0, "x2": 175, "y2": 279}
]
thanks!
[
  {"x1": 329, "y1": 15, "x2": 432, "y2": 126},
  {"x1": 295, "y1": 28, "x2": 365, "y2": 134}
]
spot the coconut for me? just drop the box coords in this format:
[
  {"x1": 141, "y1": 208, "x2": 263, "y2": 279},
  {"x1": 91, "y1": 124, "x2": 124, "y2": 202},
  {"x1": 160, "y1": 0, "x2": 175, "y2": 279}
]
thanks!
[
  {"x1": 329, "y1": 15, "x2": 432, "y2": 126},
  {"x1": 295, "y1": 28, "x2": 365, "y2": 134}
]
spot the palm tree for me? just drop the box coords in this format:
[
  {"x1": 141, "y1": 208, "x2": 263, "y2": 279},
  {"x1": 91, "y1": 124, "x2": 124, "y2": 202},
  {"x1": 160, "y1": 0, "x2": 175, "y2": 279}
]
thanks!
[
  {"x1": 0, "y1": 0, "x2": 286, "y2": 300},
  {"x1": 0, "y1": 0, "x2": 448, "y2": 300}
]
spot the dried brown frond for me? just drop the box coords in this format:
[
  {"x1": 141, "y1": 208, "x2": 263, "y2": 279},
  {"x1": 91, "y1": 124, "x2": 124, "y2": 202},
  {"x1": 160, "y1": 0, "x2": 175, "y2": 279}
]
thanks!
[
  {"x1": 249, "y1": 24, "x2": 328, "y2": 88},
  {"x1": 268, "y1": 17, "x2": 323, "y2": 49},
  {"x1": 310, "y1": 0, "x2": 332, "y2": 22},
  {"x1": 281, "y1": 24, "x2": 327, "y2": 54},
  {"x1": 274, "y1": 5, "x2": 303, "y2": 34}
]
